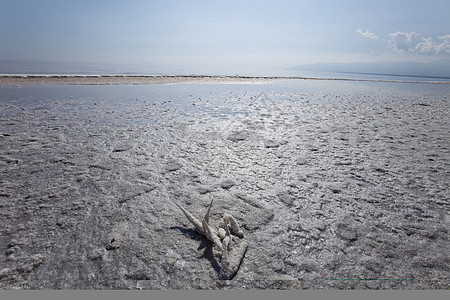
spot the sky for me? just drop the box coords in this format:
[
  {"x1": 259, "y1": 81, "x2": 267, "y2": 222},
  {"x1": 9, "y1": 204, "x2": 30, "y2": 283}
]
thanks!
[{"x1": 1, "y1": 0, "x2": 450, "y2": 75}]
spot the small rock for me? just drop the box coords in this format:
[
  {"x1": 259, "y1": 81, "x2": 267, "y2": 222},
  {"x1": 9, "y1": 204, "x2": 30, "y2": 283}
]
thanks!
[
  {"x1": 360, "y1": 257, "x2": 383, "y2": 273},
  {"x1": 163, "y1": 251, "x2": 183, "y2": 274},
  {"x1": 326, "y1": 183, "x2": 341, "y2": 194},
  {"x1": 335, "y1": 222, "x2": 358, "y2": 241},
  {"x1": 286, "y1": 181, "x2": 298, "y2": 188},
  {"x1": 264, "y1": 140, "x2": 280, "y2": 148},
  {"x1": 56, "y1": 218, "x2": 68, "y2": 228},
  {"x1": 106, "y1": 223, "x2": 128, "y2": 250},
  {"x1": 228, "y1": 131, "x2": 249, "y2": 142},
  {"x1": 271, "y1": 260, "x2": 284, "y2": 272},
  {"x1": 296, "y1": 158, "x2": 308, "y2": 165},
  {"x1": 18, "y1": 255, "x2": 44, "y2": 274},
  {"x1": 0, "y1": 268, "x2": 12, "y2": 278},
  {"x1": 243, "y1": 209, "x2": 274, "y2": 230},
  {"x1": 126, "y1": 270, "x2": 153, "y2": 281},
  {"x1": 297, "y1": 258, "x2": 318, "y2": 272},
  {"x1": 278, "y1": 192, "x2": 294, "y2": 206},
  {"x1": 315, "y1": 222, "x2": 326, "y2": 231},
  {"x1": 88, "y1": 248, "x2": 106, "y2": 260},
  {"x1": 220, "y1": 179, "x2": 236, "y2": 189},
  {"x1": 5, "y1": 246, "x2": 18, "y2": 256},
  {"x1": 411, "y1": 256, "x2": 446, "y2": 269},
  {"x1": 32, "y1": 254, "x2": 44, "y2": 264},
  {"x1": 112, "y1": 142, "x2": 134, "y2": 152},
  {"x1": 8, "y1": 239, "x2": 21, "y2": 248},
  {"x1": 106, "y1": 239, "x2": 120, "y2": 250},
  {"x1": 166, "y1": 161, "x2": 182, "y2": 172},
  {"x1": 197, "y1": 186, "x2": 215, "y2": 194}
]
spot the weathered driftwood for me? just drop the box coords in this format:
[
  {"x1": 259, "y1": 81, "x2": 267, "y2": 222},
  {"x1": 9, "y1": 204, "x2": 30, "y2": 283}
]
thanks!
[{"x1": 175, "y1": 200, "x2": 248, "y2": 280}]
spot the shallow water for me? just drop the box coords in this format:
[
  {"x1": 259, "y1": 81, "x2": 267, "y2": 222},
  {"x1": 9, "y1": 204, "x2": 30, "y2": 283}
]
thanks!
[{"x1": 0, "y1": 80, "x2": 449, "y2": 289}]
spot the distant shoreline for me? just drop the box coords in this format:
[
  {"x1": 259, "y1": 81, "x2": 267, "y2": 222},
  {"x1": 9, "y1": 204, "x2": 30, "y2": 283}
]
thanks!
[
  {"x1": 338, "y1": 71, "x2": 450, "y2": 81},
  {"x1": 1, "y1": 74, "x2": 449, "y2": 85}
]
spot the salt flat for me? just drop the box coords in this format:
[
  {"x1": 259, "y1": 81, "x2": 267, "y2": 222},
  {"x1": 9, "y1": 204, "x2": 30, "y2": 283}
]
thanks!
[{"x1": 0, "y1": 80, "x2": 448, "y2": 289}]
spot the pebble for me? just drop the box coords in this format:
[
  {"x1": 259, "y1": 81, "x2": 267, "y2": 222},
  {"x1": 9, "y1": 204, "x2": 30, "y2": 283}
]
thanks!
[
  {"x1": 264, "y1": 140, "x2": 280, "y2": 148},
  {"x1": 0, "y1": 268, "x2": 12, "y2": 279},
  {"x1": 277, "y1": 192, "x2": 294, "y2": 206},
  {"x1": 334, "y1": 222, "x2": 358, "y2": 241},
  {"x1": 166, "y1": 161, "x2": 182, "y2": 172},
  {"x1": 227, "y1": 131, "x2": 249, "y2": 142},
  {"x1": 360, "y1": 257, "x2": 383, "y2": 273},
  {"x1": 220, "y1": 179, "x2": 236, "y2": 189}
]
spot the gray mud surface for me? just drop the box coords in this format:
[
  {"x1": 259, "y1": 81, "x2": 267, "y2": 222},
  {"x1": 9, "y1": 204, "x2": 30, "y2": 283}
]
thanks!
[{"x1": 0, "y1": 81, "x2": 449, "y2": 289}]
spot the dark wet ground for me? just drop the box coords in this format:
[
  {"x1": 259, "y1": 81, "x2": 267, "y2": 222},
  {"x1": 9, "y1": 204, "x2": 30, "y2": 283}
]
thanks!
[{"x1": 0, "y1": 81, "x2": 449, "y2": 289}]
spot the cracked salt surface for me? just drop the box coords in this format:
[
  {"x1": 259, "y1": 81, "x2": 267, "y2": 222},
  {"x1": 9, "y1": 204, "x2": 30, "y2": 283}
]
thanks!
[{"x1": 0, "y1": 80, "x2": 449, "y2": 289}]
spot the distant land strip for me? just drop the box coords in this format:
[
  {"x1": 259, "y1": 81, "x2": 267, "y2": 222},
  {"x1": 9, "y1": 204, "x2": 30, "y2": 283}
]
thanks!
[{"x1": 1, "y1": 74, "x2": 449, "y2": 85}]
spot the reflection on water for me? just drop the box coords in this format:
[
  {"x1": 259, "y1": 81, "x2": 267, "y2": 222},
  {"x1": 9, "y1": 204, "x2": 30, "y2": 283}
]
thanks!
[{"x1": 1, "y1": 80, "x2": 447, "y2": 125}]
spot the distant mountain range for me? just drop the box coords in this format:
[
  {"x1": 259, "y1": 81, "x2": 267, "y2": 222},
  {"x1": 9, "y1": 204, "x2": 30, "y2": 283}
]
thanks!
[
  {"x1": 289, "y1": 59, "x2": 450, "y2": 79},
  {"x1": 2, "y1": 59, "x2": 450, "y2": 79},
  {"x1": 0, "y1": 61, "x2": 161, "y2": 75}
]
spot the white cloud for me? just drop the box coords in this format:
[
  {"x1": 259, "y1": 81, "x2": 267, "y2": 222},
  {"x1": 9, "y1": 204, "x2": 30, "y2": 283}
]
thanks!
[
  {"x1": 388, "y1": 31, "x2": 422, "y2": 52},
  {"x1": 439, "y1": 34, "x2": 450, "y2": 44},
  {"x1": 415, "y1": 37, "x2": 436, "y2": 53},
  {"x1": 437, "y1": 34, "x2": 450, "y2": 53},
  {"x1": 388, "y1": 31, "x2": 450, "y2": 54},
  {"x1": 356, "y1": 28, "x2": 378, "y2": 40}
]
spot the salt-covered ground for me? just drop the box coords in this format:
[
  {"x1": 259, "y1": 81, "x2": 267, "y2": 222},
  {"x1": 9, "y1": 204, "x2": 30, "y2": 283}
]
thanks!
[{"x1": 0, "y1": 80, "x2": 449, "y2": 289}]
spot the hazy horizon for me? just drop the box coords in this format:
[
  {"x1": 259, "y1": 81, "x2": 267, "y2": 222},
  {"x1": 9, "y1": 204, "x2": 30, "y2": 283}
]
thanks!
[{"x1": 1, "y1": 0, "x2": 450, "y2": 76}]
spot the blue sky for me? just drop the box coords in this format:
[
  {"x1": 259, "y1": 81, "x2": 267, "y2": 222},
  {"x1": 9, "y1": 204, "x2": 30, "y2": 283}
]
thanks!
[{"x1": 1, "y1": 0, "x2": 449, "y2": 75}]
